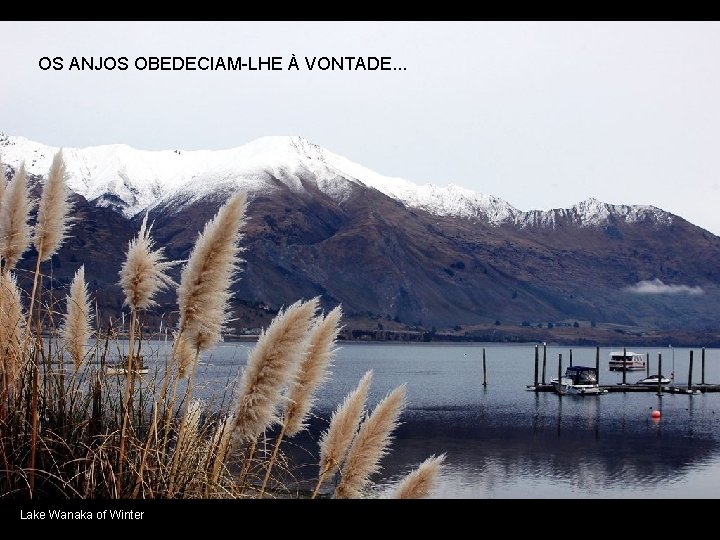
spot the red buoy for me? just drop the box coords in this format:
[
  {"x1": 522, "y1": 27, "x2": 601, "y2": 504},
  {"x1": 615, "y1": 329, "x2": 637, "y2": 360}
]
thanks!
[{"x1": 651, "y1": 410, "x2": 661, "y2": 418}]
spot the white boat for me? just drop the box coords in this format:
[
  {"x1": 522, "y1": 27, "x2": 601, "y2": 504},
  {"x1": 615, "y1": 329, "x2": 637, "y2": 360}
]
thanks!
[
  {"x1": 106, "y1": 356, "x2": 148, "y2": 376},
  {"x1": 635, "y1": 374, "x2": 671, "y2": 386},
  {"x1": 608, "y1": 351, "x2": 646, "y2": 371},
  {"x1": 552, "y1": 366, "x2": 607, "y2": 395}
]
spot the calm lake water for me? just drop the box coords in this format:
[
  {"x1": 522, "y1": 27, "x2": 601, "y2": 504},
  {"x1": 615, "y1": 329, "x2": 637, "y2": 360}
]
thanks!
[{"x1": 120, "y1": 340, "x2": 720, "y2": 498}]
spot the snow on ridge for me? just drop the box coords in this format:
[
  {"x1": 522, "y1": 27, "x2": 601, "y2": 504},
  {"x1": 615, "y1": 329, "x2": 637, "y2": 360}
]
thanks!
[
  {"x1": 515, "y1": 197, "x2": 673, "y2": 229},
  {"x1": 0, "y1": 132, "x2": 673, "y2": 229},
  {"x1": 0, "y1": 133, "x2": 350, "y2": 216}
]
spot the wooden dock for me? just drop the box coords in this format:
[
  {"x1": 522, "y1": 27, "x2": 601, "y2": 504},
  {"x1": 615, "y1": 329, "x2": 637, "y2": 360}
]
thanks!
[
  {"x1": 525, "y1": 345, "x2": 720, "y2": 394},
  {"x1": 527, "y1": 383, "x2": 720, "y2": 393}
]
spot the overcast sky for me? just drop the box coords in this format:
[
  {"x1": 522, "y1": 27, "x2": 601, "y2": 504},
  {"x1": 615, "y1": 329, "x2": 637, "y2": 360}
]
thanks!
[{"x1": 2, "y1": 21, "x2": 719, "y2": 233}]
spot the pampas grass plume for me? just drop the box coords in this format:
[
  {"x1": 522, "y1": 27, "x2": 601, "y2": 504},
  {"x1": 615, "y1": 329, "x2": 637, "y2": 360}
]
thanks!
[
  {"x1": 62, "y1": 266, "x2": 93, "y2": 369},
  {"x1": 119, "y1": 212, "x2": 177, "y2": 310},
  {"x1": 232, "y1": 297, "x2": 318, "y2": 441},
  {"x1": 174, "y1": 333, "x2": 195, "y2": 379},
  {"x1": 0, "y1": 272, "x2": 25, "y2": 383},
  {"x1": 177, "y1": 192, "x2": 247, "y2": 353},
  {"x1": 34, "y1": 150, "x2": 73, "y2": 262},
  {"x1": 0, "y1": 163, "x2": 33, "y2": 270},
  {"x1": 284, "y1": 305, "x2": 342, "y2": 436},
  {"x1": 335, "y1": 384, "x2": 406, "y2": 499},
  {"x1": 317, "y1": 370, "x2": 373, "y2": 480},
  {"x1": 389, "y1": 454, "x2": 445, "y2": 499}
]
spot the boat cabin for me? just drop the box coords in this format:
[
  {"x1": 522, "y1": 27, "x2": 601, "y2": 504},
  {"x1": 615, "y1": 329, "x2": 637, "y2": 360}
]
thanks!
[{"x1": 563, "y1": 366, "x2": 598, "y2": 385}]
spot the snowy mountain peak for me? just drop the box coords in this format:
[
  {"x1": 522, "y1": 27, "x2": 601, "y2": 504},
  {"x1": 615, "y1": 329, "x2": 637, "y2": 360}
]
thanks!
[{"x1": 0, "y1": 132, "x2": 674, "y2": 230}]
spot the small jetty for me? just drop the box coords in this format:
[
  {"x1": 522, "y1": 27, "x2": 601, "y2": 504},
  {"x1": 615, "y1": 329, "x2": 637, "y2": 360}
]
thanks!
[
  {"x1": 526, "y1": 345, "x2": 720, "y2": 394},
  {"x1": 528, "y1": 382, "x2": 720, "y2": 393}
]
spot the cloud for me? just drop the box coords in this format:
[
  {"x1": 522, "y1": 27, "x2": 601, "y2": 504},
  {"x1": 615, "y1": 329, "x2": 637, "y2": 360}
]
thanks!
[{"x1": 625, "y1": 278, "x2": 704, "y2": 296}]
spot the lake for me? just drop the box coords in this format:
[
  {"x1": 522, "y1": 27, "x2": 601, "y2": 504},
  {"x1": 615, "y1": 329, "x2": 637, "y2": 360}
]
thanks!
[{"x1": 124, "y1": 339, "x2": 720, "y2": 498}]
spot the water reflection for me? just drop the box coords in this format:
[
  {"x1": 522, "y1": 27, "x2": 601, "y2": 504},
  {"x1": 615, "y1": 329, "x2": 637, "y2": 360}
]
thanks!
[{"x1": 87, "y1": 339, "x2": 720, "y2": 497}]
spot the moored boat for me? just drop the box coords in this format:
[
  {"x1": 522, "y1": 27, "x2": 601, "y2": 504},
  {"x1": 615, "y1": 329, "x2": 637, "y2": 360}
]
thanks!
[
  {"x1": 635, "y1": 374, "x2": 671, "y2": 386},
  {"x1": 608, "y1": 351, "x2": 646, "y2": 371},
  {"x1": 552, "y1": 366, "x2": 607, "y2": 395},
  {"x1": 106, "y1": 355, "x2": 148, "y2": 375}
]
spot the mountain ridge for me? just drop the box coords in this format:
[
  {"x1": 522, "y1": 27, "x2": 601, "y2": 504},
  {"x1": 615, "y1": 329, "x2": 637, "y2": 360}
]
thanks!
[
  {"x1": 0, "y1": 132, "x2": 677, "y2": 233},
  {"x1": 2, "y1": 131, "x2": 718, "y2": 335}
]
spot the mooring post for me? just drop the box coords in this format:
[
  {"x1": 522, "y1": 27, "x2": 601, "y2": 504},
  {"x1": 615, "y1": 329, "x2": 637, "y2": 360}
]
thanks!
[
  {"x1": 657, "y1": 353, "x2": 663, "y2": 396},
  {"x1": 558, "y1": 353, "x2": 563, "y2": 394},
  {"x1": 542, "y1": 343, "x2": 547, "y2": 385},
  {"x1": 595, "y1": 346, "x2": 600, "y2": 386},
  {"x1": 534, "y1": 345, "x2": 539, "y2": 388},
  {"x1": 622, "y1": 347, "x2": 627, "y2": 385},
  {"x1": 482, "y1": 348, "x2": 487, "y2": 387},
  {"x1": 688, "y1": 350, "x2": 694, "y2": 392},
  {"x1": 646, "y1": 352, "x2": 650, "y2": 377},
  {"x1": 701, "y1": 347, "x2": 706, "y2": 386},
  {"x1": 569, "y1": 349, "x2": 573, "y2": 367}
]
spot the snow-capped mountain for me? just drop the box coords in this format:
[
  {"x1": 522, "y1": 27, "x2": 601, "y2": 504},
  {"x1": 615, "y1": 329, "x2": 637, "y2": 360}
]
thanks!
[
  {"x1": 3, "y1": 131, "x2": 716, "y2": 334},
  {"x1": 0, "y1": 132, "x2": 672, "y2": 229}
]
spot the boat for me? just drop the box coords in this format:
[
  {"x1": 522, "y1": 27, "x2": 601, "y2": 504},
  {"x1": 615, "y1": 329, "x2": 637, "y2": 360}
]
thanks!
[
  {"x1": 552, "y1": 366, "x2": 606, "y2": 395},
  {"x1": 105, "y1": 356, "x2": 148, "y2": 375},
  {"x1": 635, "y1": 374, "x2": 671, "y2": 386},
  {"x1": 608, "y1": 351, "x2": 646, "y2": 371}
]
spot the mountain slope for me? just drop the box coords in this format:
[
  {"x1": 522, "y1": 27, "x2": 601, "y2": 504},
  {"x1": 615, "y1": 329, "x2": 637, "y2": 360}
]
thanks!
[{"x1": 2, "y1": 132, "x2": 719, "y2": 333}]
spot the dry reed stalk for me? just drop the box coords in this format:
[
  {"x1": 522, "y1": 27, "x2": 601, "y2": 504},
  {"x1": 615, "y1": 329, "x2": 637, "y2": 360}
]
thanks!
[
  {"x1": 0, "y1": 163, "x2": 32, "y2": 271},
  {"x1": 258, "y1": 306, "x2": 342, "y2": 497},
  {"x1": 311, "y1": 370, "x2": 373, "y2": 498},
  {"x1": 166, "y1": 193, "x2": 247, "y2": 461},
  {"x1": 207, "y1": 416, "x2": 234, "y2": 493},
  {"x1": 129, "y1": 401, "x2": 161, "y2": 498},
  {"x1": 388, "y1": 454, "x2": 445, "y2": 499},
  {"x1": 232, "y1": 297, "x2": 318, "y2": 442},
  {"x1": 117, "y1": 213, "x2": 178, "y2": 488},
  {"x1": 167, "y1": 399, "x2": 203, "y2": 497},
  {"x1": 334, "y1": 384, "x2": 406, "y2": 499},
  {"x1": 151, "y1": 193, "x2": 245, "y2": 483}
]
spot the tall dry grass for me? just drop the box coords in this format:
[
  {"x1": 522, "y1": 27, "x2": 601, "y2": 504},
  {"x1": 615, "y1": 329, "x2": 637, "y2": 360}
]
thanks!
[
  {"x1": 0, "y1": 157, "x2": 444, "y2": 499},
  {"x1": 387, "y1": 454, "x2": 445, "y2": 499},
  {"x1": 335, "y1": 385, "x2": 407, "y2": 499},
  {"x1": 312, "y1": 370, "x2": 373, "y2": 497}
]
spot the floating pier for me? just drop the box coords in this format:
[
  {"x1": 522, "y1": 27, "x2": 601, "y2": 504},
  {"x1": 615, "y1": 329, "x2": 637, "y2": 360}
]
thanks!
[{"x1": 527, "y1": 346, "x2": 720, "y2": 393}]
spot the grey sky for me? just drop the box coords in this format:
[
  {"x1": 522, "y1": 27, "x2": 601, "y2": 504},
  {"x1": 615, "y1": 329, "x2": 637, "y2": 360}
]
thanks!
[{"x1": 2, "y1": 21, "x2": 719, "y2": 233}]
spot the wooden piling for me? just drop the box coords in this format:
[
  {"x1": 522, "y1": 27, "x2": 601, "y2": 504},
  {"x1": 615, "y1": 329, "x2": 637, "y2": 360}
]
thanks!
[
  {"x1": 646, "y1": 352, "x2": 650, "y2": 377},
  {"x1": 534, "y1": 345, "x2": 539, "y2": 388},
  {"x1": 622, "y1": 347, "x2": 627, "y2": 385},
  {"x1": 657, "y1": 353, "x2": 663, "y2": 396},
  {"x1": 542, "y1": 343, "x2": 547, "y2": 385},
  {"x1": 569, "y1": 349, "x2": 573, "y2": 367},
  {"x1": 702, "y1": 347, "x2": 705, "y2": 385},
  {"x1": 688, "y1": 350, "x2": 694, "y2": 392},
  {"x1": 557, "y1": 353, "x2": 562, "y2": 394},
  {"x1": 595, "y1": 346, "x2": 600, "y2": 385},
  {"x1": 482, "y1": 348, "x2": 487, "y2": 387}
]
